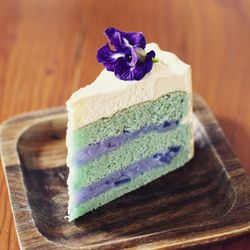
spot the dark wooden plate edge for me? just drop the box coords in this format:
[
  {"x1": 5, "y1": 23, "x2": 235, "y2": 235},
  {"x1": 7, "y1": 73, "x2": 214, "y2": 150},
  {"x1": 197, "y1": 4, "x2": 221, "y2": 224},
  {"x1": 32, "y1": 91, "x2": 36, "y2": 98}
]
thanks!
[
  {"x1": 0, "y1": 107, "x2": 66, "y2": 249},
  {"x1": 0, "y1": 95, "x2": 249, "y2": 250}
]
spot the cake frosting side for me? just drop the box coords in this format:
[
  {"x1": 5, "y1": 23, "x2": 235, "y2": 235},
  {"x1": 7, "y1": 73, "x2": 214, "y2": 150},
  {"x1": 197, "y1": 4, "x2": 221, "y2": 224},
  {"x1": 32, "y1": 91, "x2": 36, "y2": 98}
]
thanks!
[{"x1": 67, "y1": 43, "x2": 192, "y2": 131}]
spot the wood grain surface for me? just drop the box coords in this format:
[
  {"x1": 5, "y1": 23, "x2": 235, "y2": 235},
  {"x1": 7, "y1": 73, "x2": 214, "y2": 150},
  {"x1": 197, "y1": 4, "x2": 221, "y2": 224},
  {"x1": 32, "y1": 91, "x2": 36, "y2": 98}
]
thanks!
[
  {"x1": 0, "y1": 0, "x2": 249, "y2": 249},
  {"x1": 1, "y1": 95, "x2": 250, "y2": 249}
]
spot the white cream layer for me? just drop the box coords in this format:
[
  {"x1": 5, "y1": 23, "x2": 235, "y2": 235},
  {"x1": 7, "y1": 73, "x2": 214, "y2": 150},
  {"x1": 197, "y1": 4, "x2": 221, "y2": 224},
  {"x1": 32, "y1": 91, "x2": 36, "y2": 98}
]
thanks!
[{"x1": 67, "y1": 43, "x2": 192, "y2": 131}]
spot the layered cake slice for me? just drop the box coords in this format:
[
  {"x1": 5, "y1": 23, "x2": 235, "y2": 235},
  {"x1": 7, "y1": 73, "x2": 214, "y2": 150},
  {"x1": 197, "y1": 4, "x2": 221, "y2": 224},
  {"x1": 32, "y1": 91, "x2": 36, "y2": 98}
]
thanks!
[{"x1": 66, "y1": 28, "x2": 193, "y2": 221}]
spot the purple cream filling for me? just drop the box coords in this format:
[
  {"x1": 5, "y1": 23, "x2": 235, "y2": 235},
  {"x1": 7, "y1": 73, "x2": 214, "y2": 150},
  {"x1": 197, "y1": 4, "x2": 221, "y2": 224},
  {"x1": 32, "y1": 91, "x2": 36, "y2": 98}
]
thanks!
[
  {"x1": 72, "y1": 146, "x2": 181, "y2": 206},
  {"x1": 73, "y1": 120, "x2": 179, "y2": 166}
]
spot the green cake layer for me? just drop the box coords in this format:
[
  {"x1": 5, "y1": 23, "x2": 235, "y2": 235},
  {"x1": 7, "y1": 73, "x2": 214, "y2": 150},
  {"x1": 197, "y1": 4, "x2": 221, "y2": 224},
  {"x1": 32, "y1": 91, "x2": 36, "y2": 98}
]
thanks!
[
  {"x1": 69, "y1": 92, "x2": 189, "y2": 152},
  {"x1": 68, "y1": 123, "x2": 191, "y2": 191}
]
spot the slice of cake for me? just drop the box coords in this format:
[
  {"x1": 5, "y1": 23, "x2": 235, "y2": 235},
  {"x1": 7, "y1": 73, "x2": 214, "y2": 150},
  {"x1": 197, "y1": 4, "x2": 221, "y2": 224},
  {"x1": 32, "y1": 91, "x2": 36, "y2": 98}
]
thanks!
[{"x1": 66, "y1": 28, "x2": 193, "y2": 221}]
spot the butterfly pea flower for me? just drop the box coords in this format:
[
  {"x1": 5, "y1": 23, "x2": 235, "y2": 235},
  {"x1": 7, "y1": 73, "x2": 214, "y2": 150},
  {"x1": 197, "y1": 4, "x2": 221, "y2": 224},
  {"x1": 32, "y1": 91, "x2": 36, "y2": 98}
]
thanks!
[{"x1": 97, "y1": 27, "x2": 158, "y2": 81}]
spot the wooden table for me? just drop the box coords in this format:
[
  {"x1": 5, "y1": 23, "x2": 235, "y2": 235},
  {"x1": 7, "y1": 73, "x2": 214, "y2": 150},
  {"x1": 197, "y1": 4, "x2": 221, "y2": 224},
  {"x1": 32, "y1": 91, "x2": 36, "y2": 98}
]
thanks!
[{"x1": 0, "y1": 0, "x2": 249, "y2": 249}]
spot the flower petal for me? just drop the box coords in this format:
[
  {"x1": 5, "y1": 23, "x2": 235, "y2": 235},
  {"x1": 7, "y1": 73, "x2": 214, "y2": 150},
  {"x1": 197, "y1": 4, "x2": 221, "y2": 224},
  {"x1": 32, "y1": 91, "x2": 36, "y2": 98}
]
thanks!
[
  {"x1": 114, "y1": 57, "x2": 131, "y2": 80},
  {"x1": 104, "y1": 27, "x2": 146, "y2": 50},
  {"x1": 122, "y1": 31, "x2": 146, "y2": 49},
  {"x1": 96, "y1": 43, "x2": 125, "y2": 71},
  {"x1": 128, "y1": 48, "x2": 139, "y2": 67},
  {"x1": 104, "y1": 27, "x2": 124, "y2": 51},
  {"x1": 114, "y1": 50, "x2": 155, "y2": 81}
]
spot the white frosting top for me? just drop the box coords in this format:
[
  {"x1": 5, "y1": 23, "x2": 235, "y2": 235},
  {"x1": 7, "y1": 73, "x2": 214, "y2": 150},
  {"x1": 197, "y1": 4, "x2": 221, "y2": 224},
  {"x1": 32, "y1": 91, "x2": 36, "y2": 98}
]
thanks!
[{"x1": 67, "y1": 43, "x2": 192, "y2": 130}]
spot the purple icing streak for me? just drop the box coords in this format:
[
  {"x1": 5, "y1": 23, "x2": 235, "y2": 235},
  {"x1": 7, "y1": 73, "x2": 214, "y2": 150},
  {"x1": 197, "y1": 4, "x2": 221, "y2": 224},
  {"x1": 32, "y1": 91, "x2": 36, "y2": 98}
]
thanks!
[
  {"x1": 73, "y1": 120, "x2": 179, "y2": 166},
  {"x1": 72, "y1": 146, "x2": 181, "y2": 207}
]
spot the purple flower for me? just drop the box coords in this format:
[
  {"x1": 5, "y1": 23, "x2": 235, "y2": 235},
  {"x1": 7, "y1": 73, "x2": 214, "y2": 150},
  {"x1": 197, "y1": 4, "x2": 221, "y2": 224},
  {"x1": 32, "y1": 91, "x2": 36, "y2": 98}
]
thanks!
[{"x1": 97, "y1": 27, "x2": 158, "y2": 81}]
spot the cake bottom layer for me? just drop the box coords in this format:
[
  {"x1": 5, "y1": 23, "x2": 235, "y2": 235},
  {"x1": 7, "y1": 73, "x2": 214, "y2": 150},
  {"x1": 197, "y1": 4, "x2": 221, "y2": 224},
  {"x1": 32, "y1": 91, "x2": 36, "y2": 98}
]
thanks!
[
  {"x1": 68, "y1": 142, "x2": 192, "y2": 221},
  {"x1": 72, "y1": 146, "x2": 181, "y2": 207}
]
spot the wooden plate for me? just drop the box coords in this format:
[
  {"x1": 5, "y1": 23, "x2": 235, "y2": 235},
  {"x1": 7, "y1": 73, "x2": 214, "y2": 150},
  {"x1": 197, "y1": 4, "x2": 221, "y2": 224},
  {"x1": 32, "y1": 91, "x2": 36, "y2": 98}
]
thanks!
[{"x1": 0, "y1": 94, "x2": 250, "y2": 250}]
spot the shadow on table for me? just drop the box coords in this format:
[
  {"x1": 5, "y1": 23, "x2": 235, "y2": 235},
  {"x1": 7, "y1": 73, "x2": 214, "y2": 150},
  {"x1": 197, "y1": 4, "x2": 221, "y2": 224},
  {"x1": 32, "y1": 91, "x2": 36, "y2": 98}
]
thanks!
[{"x1": 217, "y1": 115, "x2": 250, "y2": 176}]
